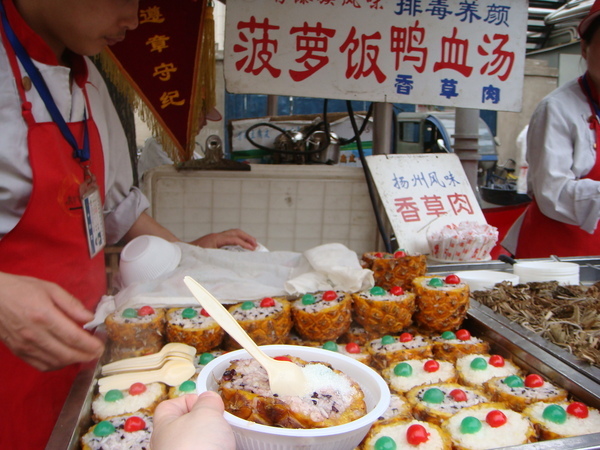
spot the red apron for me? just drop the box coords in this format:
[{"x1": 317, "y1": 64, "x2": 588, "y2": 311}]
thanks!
[
  {"x1": 0, "y1": 10, "x2": 107, "y2": 449},
  {"x1": 516, "y1": 75, "x2": 600, "y2": 258}
]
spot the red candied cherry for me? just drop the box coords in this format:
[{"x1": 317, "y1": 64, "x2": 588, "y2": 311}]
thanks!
[
  {"x1": 449, "y1": 389, "x2": 468, "y2": 402},
  {"x1": 406, "y1": 423, "x2": 429, "y2": 445},
  {"x1": 444, "y1": 274, "x2": 461, "y2": 284},
  {"x1": 274, "y1": 356, "x2": 292, "y2": 362},
  {"x1": 137, "y1": 305, "x2": 155, "y2": 316},
  {"x1": 373, "y1": 252, "x2": 384, "y2": 258},
  {"x1": 455, "y1": 329, "x2": 471, "y2": 341},
  {"x1": 399, "y1": 332, "x2": 413, "y2": 342},
  {"x1": 129, "y1": 382, "x2": 147, "y2": 396},
  {"x1": 567, "y1": 402, "x2": 589, "y2": 419},
  {"x1": 200, "y1": 308, "x2": 210, "y2": 317},
  {"x1": 486, "y1": 410, "x2": 507, "y2": 428},
  {"x1": 345, "y1": 342, "x2": 361, "y2": 354},
  {"x1": 124, "y1": 416, "x2": 146, "y2": 432},
  {"x1": 322, "y1": 290, "x2": 337, "y2": 301},
  {"x1": 488, "y1": 355, "x2": 505, "y2": 367},
  {"x1": 393, "y1": 250, "x2": 406, "y2": 258},
  {"x1": 423, "y1": 360, "x2": 440, "y2": 373},
  {"x1": 524, "y1": 374, "x2": 544, "y2": 388},
  {"x1": 390, "y1": 286, "x2": 404, "y2": 296},
  {"x1": 260, "y1": 297, "x2": 275, "y2": 307}
]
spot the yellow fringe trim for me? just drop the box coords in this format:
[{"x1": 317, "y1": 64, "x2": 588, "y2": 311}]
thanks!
[{"x1": 94, "y1": 2, "x2": 216, "y2": 163}]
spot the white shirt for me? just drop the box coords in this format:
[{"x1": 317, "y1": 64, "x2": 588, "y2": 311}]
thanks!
[
  {"x1": 0, "y1": 39, "x2": 149, "y2": 244},
  {"x1": 525, "y1": 77, "x2": 600, "y2": 234}
]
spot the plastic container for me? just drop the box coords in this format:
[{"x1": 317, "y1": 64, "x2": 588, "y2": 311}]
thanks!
[
  {"x1": 119, "y1": 235, "x2": 182, "y2": 287},
  {"x1": 196, "y1": 345, "x2": 391, "y2": 450},
  {"x1": 513, "y1": 261, "x2": 580, "y2": 285},
  {"x1": 454, "y1": 270, "x2": 520, "y2": 291}
]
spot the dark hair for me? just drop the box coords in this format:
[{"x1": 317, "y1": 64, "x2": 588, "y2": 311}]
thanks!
[{"x1": 583, "y1": 15, "x2": 600, "y2": 43}]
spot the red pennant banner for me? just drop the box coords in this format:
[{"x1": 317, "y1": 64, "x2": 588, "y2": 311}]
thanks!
[{"x1": 105, "y1": 0, "x2": 208, "y2": 162}]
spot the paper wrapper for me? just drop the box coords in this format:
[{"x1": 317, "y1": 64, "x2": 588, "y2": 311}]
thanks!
[{"x1": 427, "y1": 221, "x2": 498, "y2": 262}]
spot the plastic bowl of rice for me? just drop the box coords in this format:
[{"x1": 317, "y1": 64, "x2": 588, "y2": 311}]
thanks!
[{"x1": 196, "y1": 344, "x2": 391, "y2": 450}]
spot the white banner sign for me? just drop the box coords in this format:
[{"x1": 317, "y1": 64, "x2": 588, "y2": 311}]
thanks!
[
  {"x1": 366, "y1": 153, "x2": 486, "y2": 254},
  {"x1": 225, "y1": 0, "x2": 528, "y2": 111}
]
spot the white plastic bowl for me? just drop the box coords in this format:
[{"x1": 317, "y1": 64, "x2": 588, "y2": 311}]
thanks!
[
  {"x1": 119, "y1": 235, "x2": 182, "y2": 287},
  {"x1": 513, "y1": 261, "x2": 580, "y2": 285},
  {"x1": 454, "y1": 270, "x2": 520, "y2": 291},
  {"x1": 196, "y1": 345, "x2": 391, "y2": 450}
]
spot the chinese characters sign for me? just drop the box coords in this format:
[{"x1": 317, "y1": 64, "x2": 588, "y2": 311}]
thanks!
[
  {"x1": 104, "y1": 1, "x2": 208, "y2": 162},
  {"x1": 366, "y1": 154, "x2": 486, "y2": 254},
  {"x1": 225, "y1": 0, "x2": 527, "y2": 111}
]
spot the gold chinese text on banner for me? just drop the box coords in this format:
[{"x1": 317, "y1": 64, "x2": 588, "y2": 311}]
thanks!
[{"x1": 96, "y1": 1, "x2": 215, "y2": 163}]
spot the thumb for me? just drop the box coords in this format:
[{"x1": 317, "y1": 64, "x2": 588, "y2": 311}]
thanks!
[{"x1": 192, "y1": 391, "x2": 225, "y2": 415}]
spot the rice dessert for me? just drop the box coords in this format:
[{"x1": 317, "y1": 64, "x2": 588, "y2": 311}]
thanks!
[
  {"x1": 484, "y1": 374, "x2": 568, "y2": 412},
  {"x1": 105, "y1": 306, "x2": 165, "y2": 360},
  {"x1": 361, "y1": 419, "x2": 452, "y2": 450},
  {"x1": 382, "y1": 359, "x2": 457, "y2": 395},
  {"x1": 367, "y1": 333, "x2": 433, "y2": 370},
  {"x1": 291, "y1": 291, "x2": 352, "y2": 342},
  {"x1": 91, "y1": 382, "x2": 166, "y2": 422},
  {"x1": 321, "y1": 340, "x2": 371, "y2": 366},
  {"x1": 523, "y1": 401, "x2": 600, "y2": 440},
  {"x1": 80, "y1": 413, "x2": 152, "y2": 450},
  {"x1": 456, "y1": 353, "x2": 523, "y2": 387},
  {"x1": 431, "y1": 329, "x2": 490, "y2": 362},
  {"x1": 166, "y1": 306, "x2": 224, "y2": 353},
  {"x1": 406, "y1": 383, "x2": 491, "y2": 425},
  {"x1": 361, "y1": 250, "x2": 428, "y2": 291},
  {"x1": 442, "y1": 403, "x2": 536, "y2": 449},
  {"x1": 351, "y1": 285, "x2": 416, "y2": 335},
  {"x1": 218, "y1": 355, "x2": 366, "y2": 428}
]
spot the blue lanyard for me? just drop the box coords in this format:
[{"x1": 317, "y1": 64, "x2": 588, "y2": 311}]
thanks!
[
  {"x1": 581, "y1": 72, "x2": 600, "y2": 121},
  {"x1": 0, "y1": 1, "x2": 90, "y2": 162}
]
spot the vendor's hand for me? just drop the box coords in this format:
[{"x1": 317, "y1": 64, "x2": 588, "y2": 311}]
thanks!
[
  {"x1": 151, "y1": 391, "x2": 235, "y2": 450},
  {"x1": 189, "y1": 228, "x2": 257, "y2": 250},
  {"x1": 0, "y1": 272, "x2": 104, "y2": 371}
]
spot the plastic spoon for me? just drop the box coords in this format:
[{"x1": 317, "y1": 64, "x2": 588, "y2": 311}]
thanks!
[
  {"x1": 101, "y1": 342, "x2": 196, "y2": 376},
  {"x1": 98, "y1": 359, "x2": 196, "y2": 393},
  {"x1": 183, "y1": 276, "x2": 310, "y2": 397}
]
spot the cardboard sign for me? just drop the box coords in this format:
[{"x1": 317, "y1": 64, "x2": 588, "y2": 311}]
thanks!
[
  {"x1": 365, "y1": 153, "x2": 486, "y2": 254},
  {"x1": 225, "y1": 0, "x2": 528, "y2": 111}
]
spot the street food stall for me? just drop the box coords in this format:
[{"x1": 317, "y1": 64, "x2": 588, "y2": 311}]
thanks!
[{"x1": 47, "y1": 0, "x2": 600, "y2": 449}]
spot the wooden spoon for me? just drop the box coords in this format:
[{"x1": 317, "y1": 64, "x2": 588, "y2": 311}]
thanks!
[
  {"x1": 101, "y1": 342, "x2": 196, "y2": 376},
  {"x1": 98, "y1": 359, "x2": 196, "y2": 393},
  {"x1": 183, "y1": 276, "x2": 310, "y2": 397}
]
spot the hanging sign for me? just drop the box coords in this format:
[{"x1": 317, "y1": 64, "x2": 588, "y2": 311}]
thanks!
[
  {"x1": 365, "y1": 153, "x2": 486, "y2": 254},
  {"x1": 225, "y1": 0, "x2": 527, "y2": 112}
]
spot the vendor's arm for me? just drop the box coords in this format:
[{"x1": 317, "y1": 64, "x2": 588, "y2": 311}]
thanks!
[
  {"x1": 0, "y1": 272, "x2": 104, "y2": 371},
  {"x1": 526, "y1": 86, "x2": 600, "y2": 233}
]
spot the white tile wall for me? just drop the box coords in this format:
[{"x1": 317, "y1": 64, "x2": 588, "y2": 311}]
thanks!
[{"x1": 142, "y1": 164, "x2": 384, "y2": 254}]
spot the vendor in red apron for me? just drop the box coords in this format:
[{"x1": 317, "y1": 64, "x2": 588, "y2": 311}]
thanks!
[
  {"x1": 506, "y1": 1, "x2": 600, "y2": 258},
  {"x1": 0, "y1": 1, "x2": 256, "y2": 448}
]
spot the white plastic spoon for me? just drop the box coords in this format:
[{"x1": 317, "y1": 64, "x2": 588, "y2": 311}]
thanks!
[
  {"x1": 183, "y1": 276, "x2": 310, "y2": 397},
  {"x1": 101, "y1": 342, "x2": 196, "y2": 376}
]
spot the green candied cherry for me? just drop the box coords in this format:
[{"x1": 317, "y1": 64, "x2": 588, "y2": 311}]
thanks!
[
  {"x1": 427, "y1": 277, "x2": 444, "y2": 287},
  {"x1": 179, "y1": 380, "x2": 197, "y2": 393},
  {"x1": 374, "y1": 435, "x2": 396, "y2": 450},
  {"x1": 441, "y1": 331, "x2": 456, "y2": 340},
  {"x1": 422, "y1": 387, "x2": 445, "y2": 403},
  {"x1": 322, "y1": 341, "x2": 338, "y2": 351},
  {"x1": 381, "y1": 335, "x2": 396, "y2": 345},
  {"x1": 199, "y1": 352, "x2": 215, "y2": 365},
  {"x1": 460, "y1": 416, "x2": 482, "y2": 434},
  {"x1": 504, "y1": 375, "x2": 524, "y2": 388},
  {"x1": 104, "y1": 389, "x2": 124, "y2": 402},
  {"x1": 470, "y1": 357, "x2": 488, "y2": 370},
  {"x1": 93, "y1": 420, "x2": 116, "y2": 437},
  {"x1": 301, "y1": 294, "x2": 316, "y2": 305},
  {"x1": 241, "y1": 301, "x2": 255, "y2": 310},
  {"x1": 369, "y1": 286, "x2": 386, "y2": 296},
  {"x1": 543, "y1": 404, "x2": 567, "y2": 424},
  {"x1": 393, "y1": 362, "x2": 412, "y2": 377},
  {"x1": 122, "y1": 308, "x2": 138, "y2": 318},
  {"x1": 182, "y1": 307, "x2": 198, "y2": 319}
]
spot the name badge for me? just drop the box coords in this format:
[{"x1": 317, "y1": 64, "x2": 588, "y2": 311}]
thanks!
[{"x1": 80, "y1": 171, "x2": 106, "y2": 258}]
